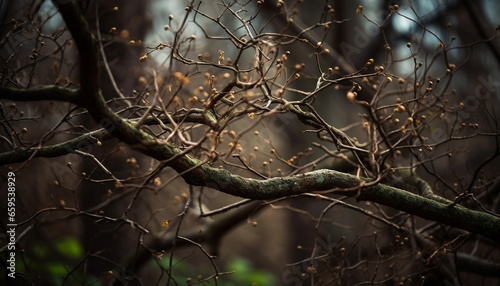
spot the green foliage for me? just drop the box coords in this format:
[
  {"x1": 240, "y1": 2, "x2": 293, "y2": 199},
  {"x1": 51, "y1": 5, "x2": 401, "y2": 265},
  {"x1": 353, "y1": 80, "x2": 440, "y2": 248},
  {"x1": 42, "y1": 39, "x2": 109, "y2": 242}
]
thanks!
[
  {"x1": 160, "y1": 256, "x2": 277, "y2": 285},
  {"x1": 224, "y1": 258, "x2": 277, "y2": 286},
  {"x1": 18, "y1": 237, "x2": 97, "y2": 285},
  {"x1": 54, "y1": 237, "x2": 84, "y2": 259}
]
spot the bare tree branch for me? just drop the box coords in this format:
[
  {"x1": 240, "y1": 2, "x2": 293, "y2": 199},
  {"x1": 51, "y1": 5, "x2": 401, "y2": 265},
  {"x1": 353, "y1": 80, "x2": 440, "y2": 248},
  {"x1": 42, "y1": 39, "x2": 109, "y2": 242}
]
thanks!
[
  {"x1": 0, "y1": 86, "x2": 81, "y2": 104},
  {"x1": 19, "y1": 0, "x2": 498, "y2": 244}
]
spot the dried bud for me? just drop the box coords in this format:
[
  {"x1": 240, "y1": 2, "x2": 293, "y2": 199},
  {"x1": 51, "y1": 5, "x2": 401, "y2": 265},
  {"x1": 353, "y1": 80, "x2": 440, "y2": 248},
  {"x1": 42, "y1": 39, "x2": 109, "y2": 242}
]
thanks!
[{"x1": 347, "y1": 91, "x2": 357, "y2": 103}]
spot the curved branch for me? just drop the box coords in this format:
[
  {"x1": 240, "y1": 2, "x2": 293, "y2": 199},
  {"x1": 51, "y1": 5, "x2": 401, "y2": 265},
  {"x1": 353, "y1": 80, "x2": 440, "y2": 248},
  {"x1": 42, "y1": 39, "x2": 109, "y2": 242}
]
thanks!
[
  {"x1": 0, "y1": 129, "x2": 109, "y2": 165},
  {"x1": 53, "y1": 0, "x2": 169, "y2": 151},
  {"x1": 0, "y1": 111, "x2": 209, "y2": 165},
  {"x1": 0, "y1": 86, "x2": 81, "y2": 104},
  {"x1": 457, "y1": 252, "x2": 500, "y2": 277},
  {"x1": 184, "y1": 166, "x2": 500, "y2": 241},
  {"x1": 51, "y1": 0, "x2": 500, "y2": 243},
  {"x1": 133, "y1": 201, "x2": 263, "y2": 270}
]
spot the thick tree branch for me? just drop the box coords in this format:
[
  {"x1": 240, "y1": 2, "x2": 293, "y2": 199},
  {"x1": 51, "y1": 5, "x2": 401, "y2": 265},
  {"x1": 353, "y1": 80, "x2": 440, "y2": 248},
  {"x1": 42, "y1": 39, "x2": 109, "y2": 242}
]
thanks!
[
  {"x1": 133, "y1": 201, "x2": 263, "y2": 270},
  {"x1": 49, "y1": 0, "x2": 500, "y2": 243},
  {"x1": 53, "y1": 0, "x2": 173, "y2": 151},
  {"x1": 181, "y1": 166, "x2": 500, "y2": 242},
  {"x1": 0, "y1": 129, "x2": 109, "y2": 165},
  {"x1": 0, "y1": 110, "x2": 208, "y2": 165},
  {"x1": 457, "y1": 252, "x2": 500, "y2": 277},
  {"x1": 0, "y1": 86, "x2": 81, "y2": 104}
]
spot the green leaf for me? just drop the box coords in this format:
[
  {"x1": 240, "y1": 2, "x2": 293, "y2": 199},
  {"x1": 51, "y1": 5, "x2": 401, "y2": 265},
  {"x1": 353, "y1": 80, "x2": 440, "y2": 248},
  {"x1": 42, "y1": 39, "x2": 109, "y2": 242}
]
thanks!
[
  {"x1": 47, "y1": 262, "x2": 68, "y2": 277},
  {"x1": 55, "y1": 237, "x2": 83, "y2": 259},
  {"x1": 227, "y1": 258, "x2": 277, "y2": 286}
]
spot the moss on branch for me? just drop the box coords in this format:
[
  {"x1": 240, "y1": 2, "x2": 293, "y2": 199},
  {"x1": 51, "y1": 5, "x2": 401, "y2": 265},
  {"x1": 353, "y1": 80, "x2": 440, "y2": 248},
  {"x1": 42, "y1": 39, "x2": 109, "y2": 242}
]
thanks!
[
  {"x1": 47, "y1": 0, "x2": 500, "y2": 243},
  {"x1": 182, "y1": 165, "x2": 500, "y2": 241}
]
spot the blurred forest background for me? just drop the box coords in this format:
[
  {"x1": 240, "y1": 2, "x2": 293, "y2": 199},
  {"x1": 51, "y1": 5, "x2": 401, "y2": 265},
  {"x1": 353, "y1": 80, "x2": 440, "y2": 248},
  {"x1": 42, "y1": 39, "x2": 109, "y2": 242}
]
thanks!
[{"x1": 1, "y1": 0, "x2": 500, "y2": 285}]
